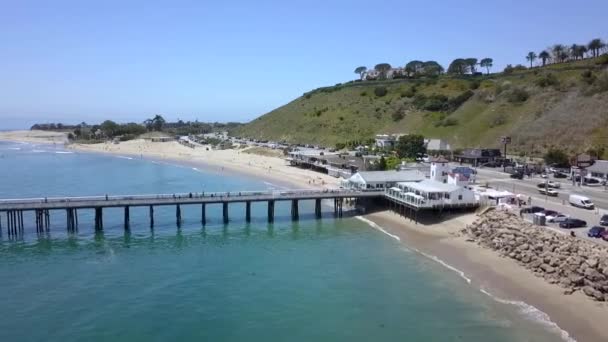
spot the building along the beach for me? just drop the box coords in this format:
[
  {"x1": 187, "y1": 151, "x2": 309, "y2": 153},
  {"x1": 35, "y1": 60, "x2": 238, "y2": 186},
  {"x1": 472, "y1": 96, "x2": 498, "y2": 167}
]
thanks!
[
  {"x1": 385, "y1": 158, "x2": 478, "y2": 210},
  {"x1": 341, "y1": 170, "x2": 426, "y2": 191},
  {"x1": 454, "y1": 148, "x2": 501, "y2": 166}
]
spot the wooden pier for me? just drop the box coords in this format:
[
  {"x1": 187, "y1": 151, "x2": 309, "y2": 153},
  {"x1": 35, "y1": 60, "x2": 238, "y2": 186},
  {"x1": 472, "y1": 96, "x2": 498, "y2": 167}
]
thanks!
[{"x1": 0, "y1": 189, "x2": 382, "y2": 235}]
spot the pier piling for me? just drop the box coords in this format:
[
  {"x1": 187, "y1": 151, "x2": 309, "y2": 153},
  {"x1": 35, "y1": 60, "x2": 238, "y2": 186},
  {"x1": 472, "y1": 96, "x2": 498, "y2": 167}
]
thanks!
[
  {"x1": 149, "y1": 205, "x2": 154, "y2": 228},
  {"x1": 245, "y1": 201, "x2": 251, "y2": 223},
  {"x1": 201, "y1": 203, "x2": 206, "y2": 225},
  {"x1": 124, "y1": 206, "x2": 130, "y2": 230},
  {"x1": 176, "y1": 205, "x2": 182, "y2": 227},
  {"x1": 315, "y1": 199, "x2": 322, "y2": 219},
  {"x1": 291, "y1": 200, "x2": 299, "y2": 221},
  {"x1": 267, "y1": 200, "x2": 275, "y2": 223},
  {"x1": 223, "y1": 202, "x2": 229, "y2": 224}
]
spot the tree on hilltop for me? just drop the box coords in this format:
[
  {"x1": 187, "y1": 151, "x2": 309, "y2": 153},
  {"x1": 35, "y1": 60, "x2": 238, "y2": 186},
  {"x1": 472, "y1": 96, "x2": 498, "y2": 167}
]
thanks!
[
  {"x1": 145, "y1": 115, "x2": 166, "y2": 132},
  {"x1": 374, "y1": 63, "x2": 392, "y2": 79},
  {"x1": 588, "y1": 38, "x2": 606, "y2": 58},
  {"x1": 422, "y1": 61, "x2": 444, "y2": 76},
  {"x1": 447, "y1": 59, "x2": 468, "y2": 75},
  {"x1": 525, "y1": 52, "x2": 537, "y2": 68},
  {"x1": 464, "y1": 58, "x2": 478, "y2": 74},
  {"x1": 479, "y1": 58, "x2": 493, "y2": 75},
  {"x1": 539, "y1": 50, "x2": 550, "y2": 66},
  {"x1": 405, "y1": 60, "x2": 424, "y2": 77},
  {"x1": 354, "y1": 66, "x2": 367, "y2": 80},
  {"x1": 552, "y1": 44, "x2": 568, "y2": 63}
]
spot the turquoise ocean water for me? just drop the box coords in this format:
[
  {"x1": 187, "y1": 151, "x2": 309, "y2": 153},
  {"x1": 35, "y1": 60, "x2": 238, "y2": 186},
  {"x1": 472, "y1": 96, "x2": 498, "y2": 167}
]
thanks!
[{"x1": 0, "y1": 141, "x2": 568, "y2": 341}]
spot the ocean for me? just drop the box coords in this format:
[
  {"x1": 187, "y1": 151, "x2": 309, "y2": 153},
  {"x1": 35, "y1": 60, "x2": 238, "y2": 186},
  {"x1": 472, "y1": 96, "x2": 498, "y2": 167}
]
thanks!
[{"x1": 0, "y1": 140, "x2": 568, "y2": 341}]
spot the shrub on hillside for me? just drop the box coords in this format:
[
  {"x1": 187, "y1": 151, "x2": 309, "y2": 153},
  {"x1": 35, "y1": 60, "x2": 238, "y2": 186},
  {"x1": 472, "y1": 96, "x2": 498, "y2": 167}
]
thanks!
[
  {"x1": 505, "y1": 87, "x2": 529, "y2": 103},
  {"x1": 422, "y1": 94, "x2": 449, "y2": 111},
  {"x1": 536, "y1": 73, "x2": 560, "y2": 88},
  {"x1": 360, "y1": 91, "x2": 367, "y2": 96},
  {"x1": 374, "y1": 86, "x2": 388, "y2": 97},
  {"x1": 469, "y1": 80, "x2": 481, "y2": 90},
  {"x1": 596, "y1": 54, "x2": 608, "y2": 65},
  {"x1": 391, "y1": 108, "x2": 405, "y2": 121},
  {"x1": 447, "y1": 90, "x2": 474, "y2": 112},
  {"x1": 580, "y1": 70, "x2": 596, "y2": 85},
  {"x1": 489, "y1": 113, "x2": 507, "y2": 128},
  {"x1": 400, "y1": 86, "x2": 416, "y2": 98}
]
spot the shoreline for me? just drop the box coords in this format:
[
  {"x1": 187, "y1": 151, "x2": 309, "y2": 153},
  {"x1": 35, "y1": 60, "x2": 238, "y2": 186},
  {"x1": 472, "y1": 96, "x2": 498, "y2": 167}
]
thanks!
[{"x1": 2, "y1": 132, "x2": 607, "y2": 341}]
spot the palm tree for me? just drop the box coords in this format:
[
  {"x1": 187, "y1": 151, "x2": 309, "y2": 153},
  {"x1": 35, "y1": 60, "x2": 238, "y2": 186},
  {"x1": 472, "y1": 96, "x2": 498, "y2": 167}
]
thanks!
[
  {"x1": 525, "y1": 52, "x2": 537, "y2": 68},
  {"x1": 479, "y1": 58, "x2": 493, "y2": 75},
  {"x1": 588, "y1": 38, "x2": 606, "y2": 58},
  {"x1": 354, "y1": 66, "x2": 367, "y2": 80},
  {"x1": 539, "y1": 50, "x2": 550, "y2": 66},
  {"x1": 552, "y1": 44, "x2": 567, "y2": 63}
]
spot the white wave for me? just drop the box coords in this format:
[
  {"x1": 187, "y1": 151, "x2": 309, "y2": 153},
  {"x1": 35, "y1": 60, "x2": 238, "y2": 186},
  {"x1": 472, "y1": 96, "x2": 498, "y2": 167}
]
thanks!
[
  {"x1": 32, "y1": 149, "x2": 46, "y2": 153},
  {"x1": 116, "y1": 155, "x2": 133, "y2": 160},
  {"x1": 357, "y1": 216, "x2": 575, "y2": 341},
  {"x1": 192, "y1": 167, "x2": 199, "y2": 172},
  {"x1": 55, "y1": 151, "x2": 73, "y2": 154},
  {"x1": 479, "y1": 289, "x2": 576, "y2": 342},
  {"x1": 355, "y1": 216, "x2": 401, "y2": 241},
  {"x1": 7, "y1": 147, "x2": 21, "y2": 150},
  {"x1": 264, "y1": 181, "x2": 289, "y2": 190}
]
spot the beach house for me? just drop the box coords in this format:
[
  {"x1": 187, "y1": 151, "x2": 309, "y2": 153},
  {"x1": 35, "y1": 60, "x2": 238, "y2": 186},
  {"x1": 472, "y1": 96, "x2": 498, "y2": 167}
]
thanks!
[{"x1": 341, "y1": 170, "x2": 426, "y2": 191}]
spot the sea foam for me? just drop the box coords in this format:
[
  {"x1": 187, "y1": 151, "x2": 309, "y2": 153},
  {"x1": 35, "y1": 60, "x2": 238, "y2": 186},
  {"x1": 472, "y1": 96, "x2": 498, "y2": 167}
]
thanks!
[{"x1": 356, "y1": 215, "x2": 576, "y2": 342}]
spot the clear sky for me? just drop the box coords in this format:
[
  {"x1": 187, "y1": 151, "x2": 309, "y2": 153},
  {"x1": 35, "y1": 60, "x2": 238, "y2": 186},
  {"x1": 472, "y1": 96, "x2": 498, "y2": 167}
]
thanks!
[{"x1": 1, "y1": 0, "x2": 607, "y2": 129}]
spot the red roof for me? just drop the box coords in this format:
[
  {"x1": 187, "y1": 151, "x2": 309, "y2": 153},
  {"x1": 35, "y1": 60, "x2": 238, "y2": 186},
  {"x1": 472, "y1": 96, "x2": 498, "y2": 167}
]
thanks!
[{"x1": 431, "y1": 156, "x2": 449, "y2": 163}]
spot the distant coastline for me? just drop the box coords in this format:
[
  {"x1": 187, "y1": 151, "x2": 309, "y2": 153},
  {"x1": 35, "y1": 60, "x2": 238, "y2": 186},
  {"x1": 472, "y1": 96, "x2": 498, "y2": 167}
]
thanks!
[{"x1": 1, "y1": 130, "x2": 608, "y2": 341}]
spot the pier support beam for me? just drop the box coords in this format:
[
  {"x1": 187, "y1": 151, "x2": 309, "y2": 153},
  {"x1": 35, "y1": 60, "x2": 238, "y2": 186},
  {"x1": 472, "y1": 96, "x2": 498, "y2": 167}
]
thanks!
[
  {"x1": 149, "y1": 206, "x2": 154, "y2": 228},
  {"x1": 176, "y1": 205, "x2": 182, "y2": 227},
  {"x1": 223, "y1": 202, "x2": 229, "y2": 224},
  {"x1": 267, "y1": 200, "x2": 275, "y2": 223},
  {"x1": 94, "y1": 207, "x2": 103, "y2": 231},
  {"x1": 201, "y1": 203, "x2": 206, "y2": 225},
  {"x1": 315, "y1": 199, "x2": 322, "y2": 219},
  {"x1": 245, "y1": 201, "x2": 251, "y2": 223},
  {"x1": 291, "y1": 199, "x2": 299, "y2": 221},
  {"x1": 124, "y1": 206, "x2": 130, "y2": 230}
]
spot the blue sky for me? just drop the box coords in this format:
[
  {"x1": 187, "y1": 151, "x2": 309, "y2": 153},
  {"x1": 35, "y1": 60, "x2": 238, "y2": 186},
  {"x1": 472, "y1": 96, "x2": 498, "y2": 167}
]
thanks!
[{"x1": 1, "y1": 0, "x2": 607, "y2": 129}]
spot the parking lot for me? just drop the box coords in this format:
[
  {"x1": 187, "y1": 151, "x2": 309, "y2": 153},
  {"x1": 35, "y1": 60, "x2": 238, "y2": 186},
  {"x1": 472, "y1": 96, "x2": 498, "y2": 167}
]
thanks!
[{"x1": 470, "y1": 165, "x2": 608, "y2": 246}]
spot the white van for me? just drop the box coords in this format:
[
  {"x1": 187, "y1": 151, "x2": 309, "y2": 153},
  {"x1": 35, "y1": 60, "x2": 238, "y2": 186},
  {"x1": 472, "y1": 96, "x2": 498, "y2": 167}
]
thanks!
[{"x1": 569, "y1": 194, "x2": 595, "y2": 209}]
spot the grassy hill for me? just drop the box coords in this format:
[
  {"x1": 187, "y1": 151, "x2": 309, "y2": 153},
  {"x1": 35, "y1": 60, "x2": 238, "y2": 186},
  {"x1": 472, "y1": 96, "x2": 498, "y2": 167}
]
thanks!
[{"x1": 234, "y1": 57, "x2": 608, "y2": 157}]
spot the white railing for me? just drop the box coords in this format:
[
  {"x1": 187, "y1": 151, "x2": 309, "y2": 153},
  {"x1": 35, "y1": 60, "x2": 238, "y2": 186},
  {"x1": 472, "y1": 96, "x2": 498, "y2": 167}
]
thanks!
[{"x1": 0, "y1": 189, "x2": 376, "y2": 206}]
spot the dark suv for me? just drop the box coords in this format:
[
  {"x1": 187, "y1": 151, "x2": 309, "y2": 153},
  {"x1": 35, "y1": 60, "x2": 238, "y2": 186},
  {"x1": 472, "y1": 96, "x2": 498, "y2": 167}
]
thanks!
[
  {"x1": 559, "y1": 218, "x2": 587, "y2": 229},
  {"x1": 600, "y1": 215, "x2": 608, "y2": 226}
]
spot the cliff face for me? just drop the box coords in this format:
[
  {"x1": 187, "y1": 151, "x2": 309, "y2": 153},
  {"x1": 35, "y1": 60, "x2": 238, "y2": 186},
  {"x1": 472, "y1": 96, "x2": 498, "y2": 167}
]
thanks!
[
  {"x1": 235, "y1": 58, "x2": 608, "y2": 156},
  {"x1": 463, "y1": 210, "x2": 608, "y2": 301}
]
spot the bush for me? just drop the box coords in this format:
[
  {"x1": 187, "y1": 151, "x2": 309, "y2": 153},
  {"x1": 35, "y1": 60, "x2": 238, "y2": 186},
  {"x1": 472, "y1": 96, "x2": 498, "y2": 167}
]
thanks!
[
  {"x1": 335, "y1": 142, "x2": 346, "y2": 150},
  {"x1": 503, "y1": 64, "x2": 514, "y2": 74},
  {"x1": 580, "y1": 70, "x2": 596, "y2": 85},
  {"x1": 400, "y1": 86, "x2": 416, "y2": 98},
  {"x1": 422, "y1": 94, "x2": 449, "y2": 111},
  {"x1": 469, "y1": 80, "x2": 481, "y2": 90},
  {"x1": 505, "y1": 87, "x2": 529, "y2": 103},
  {"x1": 374, "y1": 86, "x2": 388, "y2": 97},
  {"x1": 304, "y1": 93, "x2": 312, "y2": 99},
  {"x1": 596, "y1": 70, "x2": 608, "y2": 93},
  {"x1": 391, "y1": 109, "x2": 405, "y2": 121},
  {"x1": 447, "y1": 90, "x2": 474, "y2": 112},
  {"x1": 596, "y1": 54, "x2": 608, "y2": 66},
  {"x1": 536, "y1": 73, "x2": 560, "y2": 88},
  {"x1": 489, "y1": 113, "x2": 507, "y2": 127},
  {"x1": 360, "y1": 91, "x2": 367, "y2": 96},
  {"x1": 434, "y1": 117, "x2": 459, "y2": 127}
]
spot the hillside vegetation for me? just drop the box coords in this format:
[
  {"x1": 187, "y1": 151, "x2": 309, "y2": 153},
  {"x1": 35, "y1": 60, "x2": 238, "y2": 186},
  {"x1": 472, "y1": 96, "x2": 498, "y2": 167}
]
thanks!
[{"x1": 234, "y1": 57, "x2": 608, "y2": 157}]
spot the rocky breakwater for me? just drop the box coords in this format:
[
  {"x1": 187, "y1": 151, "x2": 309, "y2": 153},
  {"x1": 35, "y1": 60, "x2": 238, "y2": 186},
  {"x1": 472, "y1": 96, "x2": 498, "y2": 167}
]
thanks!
[{"x1": 462, "y1": 210, "x2": 608, "y2": 301}]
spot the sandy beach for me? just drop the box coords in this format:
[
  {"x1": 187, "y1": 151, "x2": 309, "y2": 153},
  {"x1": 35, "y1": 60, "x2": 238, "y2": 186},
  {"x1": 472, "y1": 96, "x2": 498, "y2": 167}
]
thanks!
[
  {"x1": 2, "y1": 131, "x2": 608, "y2": 341},
  {"x1": 0, "y1": 130, "x2": 68, "y2": 144}
]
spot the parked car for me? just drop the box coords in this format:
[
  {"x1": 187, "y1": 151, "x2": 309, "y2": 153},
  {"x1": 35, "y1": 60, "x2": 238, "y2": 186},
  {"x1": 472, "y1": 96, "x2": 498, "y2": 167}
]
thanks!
[
  {"x1": 569, "y1": 194, "x2": 595, "y2": 209},
  {"x1": 553, "y1": 172, "x2": 568, "y2": 179},
  {"x1": 547, "y1": 214, "x2": 568, "y2": 223},
  {"x1": 510, "y1": 172, "x2": 524, "y2": 180},
  {"x1": 542, "y1": 209, "x2": 560, "y2": 216},
  {"x1": 602, "y1": 231, "x2": 608, "y2": 242},
  {"x1": 521, "y1": 206, "x2": 545, "y2": 214},
  {"x1": 600, "y1": 214, "x2": 608, "y2": 226},
  {"x1": 588, "y1": 226, "x2": 606, "y2": 238},
  {"x1": 537, "y1": 181, "x2": 560, "y2": 189},
  {"x1": 583, "y1": 177, "x2": 602, "y2": 187},
  {"x1": 559, "y1": 218, "x2": 587, "y2": 229}
]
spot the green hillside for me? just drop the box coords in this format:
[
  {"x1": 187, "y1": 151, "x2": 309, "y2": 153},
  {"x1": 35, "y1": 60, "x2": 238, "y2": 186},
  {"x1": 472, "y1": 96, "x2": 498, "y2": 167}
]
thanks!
[{"x1": 234, "y1": 57, "x2": 608, "y2": 156}]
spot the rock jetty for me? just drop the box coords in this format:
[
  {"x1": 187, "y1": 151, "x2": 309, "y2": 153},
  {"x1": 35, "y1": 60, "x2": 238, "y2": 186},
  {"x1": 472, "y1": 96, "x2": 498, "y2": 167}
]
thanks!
[{"x1": 462, "y1": 210, "x2": 608, "y2": 301}]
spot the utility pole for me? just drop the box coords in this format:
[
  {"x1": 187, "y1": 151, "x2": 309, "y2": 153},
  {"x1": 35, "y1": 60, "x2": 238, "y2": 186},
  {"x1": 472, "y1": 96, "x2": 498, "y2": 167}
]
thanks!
[{"x1": 501, "y1": 136, "x2": 511, "y2": 173}]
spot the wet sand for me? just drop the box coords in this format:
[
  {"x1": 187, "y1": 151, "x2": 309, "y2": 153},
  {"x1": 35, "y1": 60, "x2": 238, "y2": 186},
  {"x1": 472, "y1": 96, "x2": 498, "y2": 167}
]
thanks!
[{"x1": 364, "y1": 210, "x2": 608, "y2": 342}]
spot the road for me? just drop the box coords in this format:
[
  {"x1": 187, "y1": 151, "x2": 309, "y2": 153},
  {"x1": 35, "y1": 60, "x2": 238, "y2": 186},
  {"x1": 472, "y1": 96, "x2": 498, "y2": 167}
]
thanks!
[{"x1": 471, "y1": 165, "x2": 608, "y2": 245}]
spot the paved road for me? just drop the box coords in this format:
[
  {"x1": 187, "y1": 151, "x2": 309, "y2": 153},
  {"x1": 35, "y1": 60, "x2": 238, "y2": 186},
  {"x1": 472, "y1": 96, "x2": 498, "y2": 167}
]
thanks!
[{"x1": 471, "y1": 166, "x2": 608, "y2": 246}]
